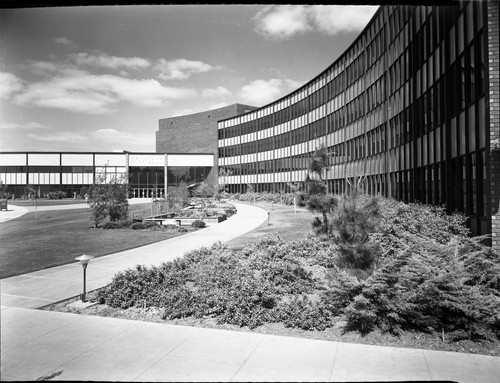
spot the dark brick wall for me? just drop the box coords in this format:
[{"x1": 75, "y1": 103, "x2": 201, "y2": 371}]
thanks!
[
  {"x1": 156, "y1": 104, "x2": 256, "y2": 185},
  {"x1": 488, "y1": 0, "x2": 500, "y2": 249}
]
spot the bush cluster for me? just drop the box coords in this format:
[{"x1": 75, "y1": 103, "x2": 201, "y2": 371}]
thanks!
[
  {"x1": 48, "y1": 190, "x2": 67, "y2": 199},
  {"x1": 191, "y1": 220, "x2": 206, "y2": 228},
  {"x1": 100, "y1": 220, "x2": 196, "y2": 233},
  {"x1": 100, "y1": 236, "x2": 332, "y2": 329},
  {"x1": 98, "y1": 198, "x2": 500, "y2": 343},
  {"x1": 229, "y1": 191, "x2": 303, "y2": 206}
]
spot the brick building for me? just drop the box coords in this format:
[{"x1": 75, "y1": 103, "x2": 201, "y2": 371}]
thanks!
[{"x1": 156, "y1": 104, "x2": 257, "y2": 184}]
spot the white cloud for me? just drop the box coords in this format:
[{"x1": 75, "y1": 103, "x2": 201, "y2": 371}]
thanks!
[
  {"x1": 311, "y1": 6, "x2": 378, "y2": 35},
  {"x1": 27, "y1": 131, "x2": 89, "y2": 143},
  {"x1": 156, "y1": 58, "x2": 220, "y2": 80},
  {"x1": 0, "y1": 121, "x2": 49, "y2": 130},
  {"x1": 254, "y1": 5, "x2": 311, "y2": 40},
  {"x1": 0, "y1": 72, "x2": 23, "y2": 99},
  {"x1": 54, "y1": 37, "x2": 78, "y2": 47},
  {"x1": 69, "y1": 51, "x2": 151, "y2": 70},
  {"x1": 14, "y1": 68, "x2": 196, "y2": 114},
  {"x1": 28, "y1": 61, "x2": 60, "y2": 76},
  {"x1": 239, "y1": 78, "x2": 303, "y2": 106},
  {"x1": 254, "y1": 5, "x2": 378, "y2": 40},
  {"x1": 201, "y1": 86, "x2": 232, "y2": 98}
]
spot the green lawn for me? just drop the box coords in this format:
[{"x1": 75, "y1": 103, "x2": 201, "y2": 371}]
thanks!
[
  {"x1": 0, "y1": 203, "x2": 194, "y2": 279},
  {"x1": 225, "y1": 201, "x2": 315, "y2": 250}
]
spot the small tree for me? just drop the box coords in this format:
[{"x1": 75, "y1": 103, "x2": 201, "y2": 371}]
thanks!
[
  {"x1": 304, "y1": 144, "x2": 337, "y2": 236},
  {"x1": 87, "y1": 173, "x2": 129, "y2": 228},
  {"x1": 217, "y1": 168, "x2": 233, "y2": 202},
  {"x1": 304, "y1": 144, "x2": 382, "y2": 274},
  {"x1": 193, "y1": 181, "x2": 215, "y2": 198},
  {"x1": 168, "y1": 182, "x2": 190, "y2": 210},
  {"x1": 0, "y1": 181, "x2": 8, "y2": 199},
  {"x1": 331, "y1": 176, "x2": 382, "y2": 272},
  {"x1": 87, "y1": 176, "x2": 109, "y2": 228},
  {"x1": 107, "y1": 175, "x2": 129, "y2": 222}
]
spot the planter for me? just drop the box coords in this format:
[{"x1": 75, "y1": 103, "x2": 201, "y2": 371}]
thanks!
[{"x1": 145, "y1": 216, "x2": 226, "y2": 226}]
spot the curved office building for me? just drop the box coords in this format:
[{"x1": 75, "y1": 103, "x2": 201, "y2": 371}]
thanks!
[{"x1": 217, "y1": 1, "x2": 500, "y2": 240}]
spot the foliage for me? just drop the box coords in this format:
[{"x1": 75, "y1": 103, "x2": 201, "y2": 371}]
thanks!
[
  {"x1": 100, "y1": 236, "x2": 329, "y2": 329},
  {"x1": 79, "y1": 186, "x2": 89, "y2": 199},
  {"x1": 87, "y1": 173, "x2": 129, "y2": 228},
  {"x1": 217, "y1": 168, "x2": 233, "y2": 202},
  {"x1": 329, "y1": 179, "x2": 382, "y2": 272},
  {"x1": 167, "y1": 182, "x2": 190, "y2": 210},
  {"x1": 23, "y1": 185, "x2": 36, "y2": 199},
  {"x1": 48, "y1": 190, "x2": 67, "y2": 200},
  {"x1": 101, "y1": 220, "x2": 133, "y2": 230},
  {"x1": 99, "y1": 199, "x2": 500, "y2": 343},
  {"x1": 192, "y1": 181, "x2": 215, "y2": 198},
  {"x1": 191, "y1": 220, "x2": 206, "y2": 228},
  {"x1": 304, "y1": 144, "x2": 337, "y2": 237},
  {"x1": 0, "y1": 182, "x2": 8, "y2": 199},
  {"x1": 228, "y1": 191, "x2": 297, "y2": 206},
  {"x1": 303, "y1": 146, "x2": 381, "y2": 273}
]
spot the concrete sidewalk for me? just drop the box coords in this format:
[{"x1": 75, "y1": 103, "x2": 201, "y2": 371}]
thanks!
[
  {"x1": 0, "y1": 204, "x2": 29, "y2": 223},
  {"x1": 0, "y1": 198, "x2": 152, "y2": 223},
  {"x1": 2, "y1": 306, "x2": 499, "y2": 382}
]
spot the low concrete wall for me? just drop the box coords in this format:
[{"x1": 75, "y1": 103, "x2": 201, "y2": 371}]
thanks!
[{"x1": 145, "y1": 216, "x2": 225, "y2": 226}]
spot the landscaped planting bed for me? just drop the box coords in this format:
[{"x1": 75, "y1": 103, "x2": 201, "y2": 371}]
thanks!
[{"x1": 46, "y1": 196, "x2": 500, "y2": 356}]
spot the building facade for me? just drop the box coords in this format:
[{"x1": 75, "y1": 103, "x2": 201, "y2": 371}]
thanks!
[
  {"x1": 156, "y1": 103, "x2": 257, "y2": 185},
  {"x1": 0, "y1": 152, "x2": 214, "y2": 199},
  {"x1": 216, "y1": 1, "x2": 500, "y2": 241}
]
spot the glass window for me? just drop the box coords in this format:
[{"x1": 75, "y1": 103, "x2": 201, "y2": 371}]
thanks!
[
  {"x1": 478, "y1": 97, "x2": 485, "y2": 148},
  {"x1": 458, "y1": 14, "x2": 464, "y2": 54},
  {"x1": 449, "y1": 25, "x2": 456, "y2": 64},
  {"x1": 468, "y1": 105, "x2": 476, "y2": 152},
  {"x1": 451, "y1": 117, "x2": 457, "y2": 158},
  {"x1": 459, "y1": 112, "x2": 466, "y2": 156}
]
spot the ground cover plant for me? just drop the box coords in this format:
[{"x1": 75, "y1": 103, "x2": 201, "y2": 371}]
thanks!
[{"x1": 93, "y1": 194, "x2": 500, "y2": 355}]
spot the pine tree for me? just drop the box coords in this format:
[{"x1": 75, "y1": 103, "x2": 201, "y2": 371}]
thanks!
[
  {"x1": 304, "y1": 144, "x2": 337, "y2": 236},
  {"x1": 331, "y1": 176, "x2": 382, "y2": 272}
]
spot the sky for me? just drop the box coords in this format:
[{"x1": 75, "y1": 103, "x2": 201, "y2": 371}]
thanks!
[{"x1": 0, "y1": 4, "x2": 378, "y2": 153}]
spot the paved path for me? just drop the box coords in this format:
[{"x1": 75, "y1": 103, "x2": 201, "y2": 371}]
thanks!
[
  {"x1": 1, "y1": 201, "x2": 499, "y2": 382},
  {"x1": 2, "y1": 305, "x2": 499, "y2": 382}
]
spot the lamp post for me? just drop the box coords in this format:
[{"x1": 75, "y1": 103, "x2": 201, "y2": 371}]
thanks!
[
  {"x1": 267, "y1": 210, "x2": 271, "y2": 226},
  {"x1": 75, "y1": 254, "x2": 94, "y2": 302}
]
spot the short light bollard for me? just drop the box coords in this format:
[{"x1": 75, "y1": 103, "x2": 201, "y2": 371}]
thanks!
[
  {"x1": 267, "y1": 210, "x2": 271, "y2": 226},
  {"x1": 75, "y1": 254, "x2": 94, "y2": 302}
]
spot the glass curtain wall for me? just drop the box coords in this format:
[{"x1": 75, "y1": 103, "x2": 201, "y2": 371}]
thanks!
[{"x1": 217, "y1": 2, "x2": 488, "y2": 236}]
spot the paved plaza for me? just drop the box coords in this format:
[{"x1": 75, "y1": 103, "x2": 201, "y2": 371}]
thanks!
[{"x1": 1, "y1": 202, "x2": 499, "y2": 382}]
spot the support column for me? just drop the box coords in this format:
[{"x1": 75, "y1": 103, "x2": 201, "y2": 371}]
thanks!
[
  {"x1": 487, "y1": 0, "x2": 500, "y2": 250},
  {"x1": 164, "y1": 154, "x2": 168, "y2": 198}
]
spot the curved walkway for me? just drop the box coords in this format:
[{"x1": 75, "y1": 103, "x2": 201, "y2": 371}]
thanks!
[{"x1": 1, "y1": 201, "x2": 499, "y2": 382}]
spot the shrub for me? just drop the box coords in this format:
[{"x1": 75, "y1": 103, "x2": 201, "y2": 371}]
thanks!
[
  {"x1": 101, "y1": 220, "x2": 132, "y2": 229},
  {"x1": 191, "y1": 220, "x2": 206, "y2": 228},
  {"x1": 130, "y1": 221, "x2": 161, "y2": 230},
  {"x1": 48, "y1": 190, "x2": 67, "y2": 199},
  {"x1": 192, "y1": 181, "x2": 215, "y2": 198},
  {"x1": 178, "y1": 226, "x2": 188, "y2": 233},
  {"x1": 278, "y1": 295, "x2": 334, "y2": 331},
  {"x1": 339, "y1": 240, "x2": 500, "y2": 339}
]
